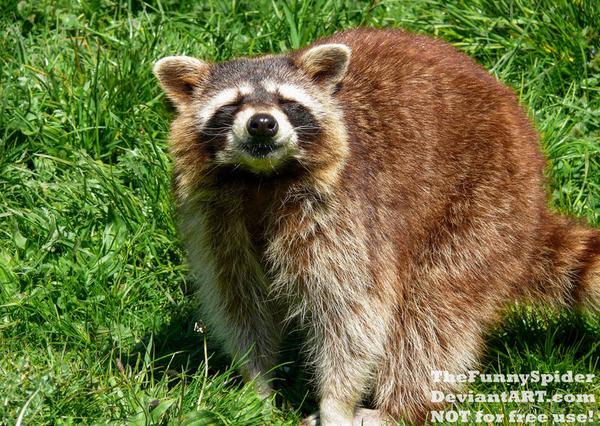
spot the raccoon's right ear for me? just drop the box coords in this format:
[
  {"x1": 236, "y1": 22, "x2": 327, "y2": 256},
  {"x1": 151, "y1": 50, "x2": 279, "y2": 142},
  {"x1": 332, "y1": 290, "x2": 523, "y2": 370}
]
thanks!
[
  {"x1": 296, "y1": 43, "x2": 351, "y2": 88},
  {"x1": 153, "y1": 56, "x2": 210, "y2": 107}
]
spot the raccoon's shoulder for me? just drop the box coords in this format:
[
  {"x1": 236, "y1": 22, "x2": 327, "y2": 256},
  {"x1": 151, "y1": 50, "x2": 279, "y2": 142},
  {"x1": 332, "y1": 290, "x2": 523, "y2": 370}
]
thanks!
[{"x1": 301, "y1": 28, "x2": 502, "y2": 96}]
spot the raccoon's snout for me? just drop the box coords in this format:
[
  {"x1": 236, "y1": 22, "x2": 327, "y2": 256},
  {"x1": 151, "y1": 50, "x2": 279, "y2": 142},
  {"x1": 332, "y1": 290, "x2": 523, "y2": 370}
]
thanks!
[
  {"x1": 243, "y1": 113, "x2": 280, "y2": 158},
  {"x1": 247, "y1": 113, "x2": 279, "y2": 138}
]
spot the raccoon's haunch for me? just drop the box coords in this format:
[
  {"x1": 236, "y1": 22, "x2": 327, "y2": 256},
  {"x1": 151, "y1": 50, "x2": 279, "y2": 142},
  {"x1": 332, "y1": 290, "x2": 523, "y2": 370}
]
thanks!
[{"x1": 154, "y1": 28, "x2": 599, "y2": 426}]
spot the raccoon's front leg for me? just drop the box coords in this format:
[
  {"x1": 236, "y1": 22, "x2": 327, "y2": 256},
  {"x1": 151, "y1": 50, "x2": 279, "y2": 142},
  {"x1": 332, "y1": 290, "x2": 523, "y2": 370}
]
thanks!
[
  {"x1": 301, "y1": 408, "x2": 392, "y2": 426},
  {"x1": 188, "y1": 233, "x2": 282, "y2": 398},
  {"x1": 200, "y1": 275, "x2": 282, "y2": 398},
  {"x1": 303, "y1": 287, "x2": 393, "y2": 426},
  {"x1": 271, "y1": 208, "x2": 395, "y2": 424}
]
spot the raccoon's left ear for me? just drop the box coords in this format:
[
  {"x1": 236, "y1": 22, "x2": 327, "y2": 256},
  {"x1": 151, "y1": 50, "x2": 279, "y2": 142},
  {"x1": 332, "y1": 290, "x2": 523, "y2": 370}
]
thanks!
[
  {"x1": 153, "y1": 56, "x2": 210, "y2": 108},
  {"x1": 296, "y1": 43, "x2": 351, "y2": 88}
]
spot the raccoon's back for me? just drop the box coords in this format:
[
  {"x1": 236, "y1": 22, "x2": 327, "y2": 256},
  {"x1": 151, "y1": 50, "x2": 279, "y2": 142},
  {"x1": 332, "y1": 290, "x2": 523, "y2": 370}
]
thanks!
[
  {"x1": 314, "y1": 28, "x2": 544, "y2": 181},
  {"x1": 304, "y1": 28, "x2": 548, "y2": 271}
]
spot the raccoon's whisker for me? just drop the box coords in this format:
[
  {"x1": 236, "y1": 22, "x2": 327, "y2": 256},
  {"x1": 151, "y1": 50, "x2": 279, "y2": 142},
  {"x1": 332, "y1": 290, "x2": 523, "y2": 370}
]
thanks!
[
  {"x1": 198, "y1": 128, "x2": 233, "y2": 142},
  {"x1": 199, "y1": 135, "x2": 225, "y2": 144},
  {"x1": 200, "y1": 127, "x2": 232, "y2": 135},
  {"x1": 291, "y1": 125, "x2": 320, "y2": 133},
  {"x1": 202, "y1": 162, "x2": 222, "y2": 176},
  {"x1": 202, "y1": 128, "x2": 231, "y2": 133},
  {"x1": 201, "y1": 132, "x2": 230, "y2": 137},
  {"x1": 278, "y1": 126, "x2": 320, "y2": 141},
  {"x1": 201, "y1": 125, "x2": 231, "y2": 130}
]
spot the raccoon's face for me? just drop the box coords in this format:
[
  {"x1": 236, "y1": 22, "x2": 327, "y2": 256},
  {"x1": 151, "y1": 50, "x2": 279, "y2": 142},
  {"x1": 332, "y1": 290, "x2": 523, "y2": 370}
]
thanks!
[{"x1": 154, "y1": 44, "x2": 350, "y2": 176}]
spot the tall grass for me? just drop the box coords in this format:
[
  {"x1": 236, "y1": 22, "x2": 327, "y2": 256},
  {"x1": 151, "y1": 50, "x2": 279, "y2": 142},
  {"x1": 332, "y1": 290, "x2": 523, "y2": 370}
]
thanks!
[{"x1": 1, "y1": 0, "x2": 598, "y2": 424}]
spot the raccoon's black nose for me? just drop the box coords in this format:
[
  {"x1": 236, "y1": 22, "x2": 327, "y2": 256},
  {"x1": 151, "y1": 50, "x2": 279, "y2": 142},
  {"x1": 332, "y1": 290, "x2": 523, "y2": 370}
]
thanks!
[{"x1": 247, "y1": 113, "x2": 278, "y2": 137}]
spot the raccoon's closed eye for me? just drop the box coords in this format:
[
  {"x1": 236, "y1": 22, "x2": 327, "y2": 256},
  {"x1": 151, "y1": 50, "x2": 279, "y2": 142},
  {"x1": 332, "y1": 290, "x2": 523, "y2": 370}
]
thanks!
[
  {"x1": 219, "y1": 98, "x2": 244, "y2": 113},
  {"x1": 200, "y1": 98, "x2": 243, "y2": 141},
  {"x1": 278, "y1": 98, "x2": 298, "y2": 106},
  {"x1": 277, "y1": 99, "x2": 321, "y2": 138}
]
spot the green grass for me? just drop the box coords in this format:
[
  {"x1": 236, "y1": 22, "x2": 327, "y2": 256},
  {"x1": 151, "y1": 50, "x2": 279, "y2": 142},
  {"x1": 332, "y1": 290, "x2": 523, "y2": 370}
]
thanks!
[{"x1": 1, "y1": 0, "x2": 599, "y2": 424}]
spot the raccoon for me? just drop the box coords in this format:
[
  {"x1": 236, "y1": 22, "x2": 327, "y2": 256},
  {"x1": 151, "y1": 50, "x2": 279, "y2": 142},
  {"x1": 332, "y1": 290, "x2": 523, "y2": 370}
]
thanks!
[{"x1": 153, "y1": 29, "x2": 600, "y2": 425}]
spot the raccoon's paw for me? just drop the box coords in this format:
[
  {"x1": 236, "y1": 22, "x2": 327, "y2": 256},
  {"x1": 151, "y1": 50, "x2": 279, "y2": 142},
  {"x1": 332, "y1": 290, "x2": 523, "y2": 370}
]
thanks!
[
  {"x1": 299, "y1": 412, "x2": 319, "y2": 426},
  {"x1": 299, "y1": 409, "x2": 392, "y2": 426},
  {"x1": 353, "y1": 408, "x2": 394, "y2": 425}
]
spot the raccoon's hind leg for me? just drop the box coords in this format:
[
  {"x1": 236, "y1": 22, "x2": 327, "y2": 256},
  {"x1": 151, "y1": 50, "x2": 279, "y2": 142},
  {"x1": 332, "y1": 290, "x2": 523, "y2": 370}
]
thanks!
[{"x1": 373, "y1": 305, "x2": 486, "y2": 425}]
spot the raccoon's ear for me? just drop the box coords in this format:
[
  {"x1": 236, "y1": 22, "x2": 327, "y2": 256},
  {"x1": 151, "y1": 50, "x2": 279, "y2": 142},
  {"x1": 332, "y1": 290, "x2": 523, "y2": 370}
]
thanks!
[
  {"x1": 153, "y1": 56, "x2": 210, "y2": 107},
  {"x1": 296, "y1": 43, "x2": 351, "y2": 88}
]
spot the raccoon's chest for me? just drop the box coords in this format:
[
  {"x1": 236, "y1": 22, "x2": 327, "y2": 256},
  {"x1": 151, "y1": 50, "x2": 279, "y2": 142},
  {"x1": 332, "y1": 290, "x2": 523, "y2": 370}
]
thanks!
[{"x1": 241, "y1": 186, "x2": 279, "y2": 259}]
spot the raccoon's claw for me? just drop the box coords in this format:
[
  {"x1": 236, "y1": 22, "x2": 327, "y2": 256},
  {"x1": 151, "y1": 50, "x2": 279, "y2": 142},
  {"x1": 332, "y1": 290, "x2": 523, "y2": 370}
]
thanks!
[{"x1": 299, "y1": 412, "x2": 319, "y2": 426}]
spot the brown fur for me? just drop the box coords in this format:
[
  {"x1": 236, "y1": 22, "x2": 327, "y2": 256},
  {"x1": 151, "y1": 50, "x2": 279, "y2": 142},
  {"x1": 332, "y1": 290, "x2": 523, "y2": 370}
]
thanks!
[{"x1": 154, "y1": 28, "x2": 600, "y2": 425}]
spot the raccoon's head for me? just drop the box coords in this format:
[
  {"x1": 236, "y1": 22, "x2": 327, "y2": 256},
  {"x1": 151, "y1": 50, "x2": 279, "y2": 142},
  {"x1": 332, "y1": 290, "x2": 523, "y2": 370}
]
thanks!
[{"x1": 153, "y1": 44, "x2": 350, "y2": 180}]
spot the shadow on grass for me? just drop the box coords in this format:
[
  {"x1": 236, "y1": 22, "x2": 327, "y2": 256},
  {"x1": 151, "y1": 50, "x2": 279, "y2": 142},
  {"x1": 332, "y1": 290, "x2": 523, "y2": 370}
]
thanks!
[
  {"x1": 124, "y1": 299, "x2": 318, "y2": 415},
  {"x1": 124, "y1": 302, "x2": 598, "y2": 419},
  {"x1": 482, "y1": 306, "x2": 600, "y2": 372}
]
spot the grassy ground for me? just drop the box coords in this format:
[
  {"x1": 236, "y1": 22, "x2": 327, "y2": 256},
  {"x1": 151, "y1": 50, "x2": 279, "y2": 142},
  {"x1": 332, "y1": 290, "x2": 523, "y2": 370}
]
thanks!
[{"x1": 1, "y1": 0, "x2": 599, "y2": 424}]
